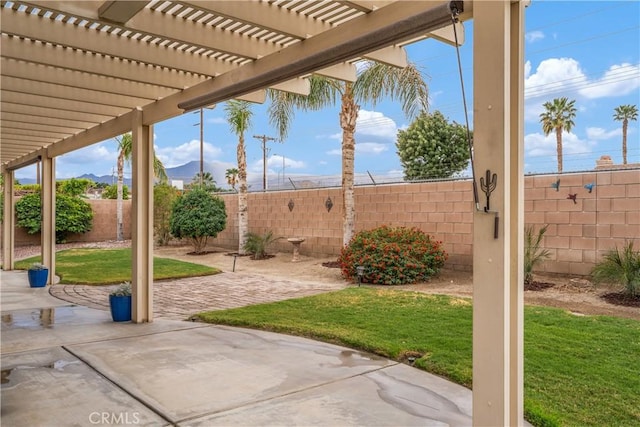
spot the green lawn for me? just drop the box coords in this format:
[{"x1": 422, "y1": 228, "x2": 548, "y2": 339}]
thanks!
[
  {"x1": 195, "y1": 287, "x2": 640, "y2": 427},
  {"x1": 16, "y1": 248, "x2": 219, "y2": 284}
]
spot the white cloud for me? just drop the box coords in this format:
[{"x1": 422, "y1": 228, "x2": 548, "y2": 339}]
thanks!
[
  {"x1": 326, "y1": 142, "x2": 389, "y2": 156},
  {"x1": 356, "y1": 142, "x2": 389, "y2": 155},
  {"x1": 266, "y1": 155, "x2": 305, "y2": 169},
  {"x1": 156, "y1": 139, "x2": 222, "y2": 167},
  {"x1": 579, "y1": 63, "x2": 640, "y2": 99},
  {"x1": 356, "y1": 110, "x2": 398, "y2": 140},
  {"x1": 586, "y1": 127, "x2": 621, "y2": 140},
  {"x1": 207, "y1": 117, "x2": 226, "y2": 124},
  {"x1": 525, "y1": 30, "x2": 545, "y2": 43},
  {"x1": 55, "y1": 144, "x2": 118, "y2": 177},
  {"x1": 525, "y1": 58, "x2": 587, "y2": 99},
  {"x1": 525, "y1": 59, "x2": 640, "y2": 101},
  {"x1": 524, "y1": 131, "x2": 594, "y2": 158}
]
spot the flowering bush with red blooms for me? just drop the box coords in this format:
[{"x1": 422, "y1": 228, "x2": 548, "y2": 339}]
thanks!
[{"x1": 339, "y1": 225, "x2": 447, "y2": 285}]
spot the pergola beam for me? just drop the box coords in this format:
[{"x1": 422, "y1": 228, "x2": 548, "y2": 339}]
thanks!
[{"x1": 177, "y1": 1, "x2": 457, "y2": 111}]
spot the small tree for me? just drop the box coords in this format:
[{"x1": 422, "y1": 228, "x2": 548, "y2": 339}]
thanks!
[
  {"x1": 15, "y1": 192, "x2": 93, "y2": 243},
  {"x1": 154, "y1": 183, "x2": 179, "y2": 246},
  {"x1": 57, "y1": 178, "x2": 95, "y2": 197},
  {"x1": 524, "y1": 224, "x2": 551, "y2": 286},
  {"x1": 396, "y1": 111, "x2": 470, "y2": 180},
  {"x1": 170, "y1": 188, "x2": 227, "y2": 254},
  {"x1": 591, "y1": 242, "x2": 640, "y2": 297},
  {"x1": 102, "y1": 184, "x2": 129, "y2": 200},
  {"x1": 243, "y1": 231, "x2": 281, "y2": 260}
]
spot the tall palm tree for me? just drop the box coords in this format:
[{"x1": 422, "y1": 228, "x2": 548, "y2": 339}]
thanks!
[
  {"x1": 225, "y1": 167, "x2": 239, "y2": 191},
  {"x1": 613, "y1": 104, "x2": 638, "y2": 165},
  {"x1": 540, "y1": 97, "x2": 577, "y2": 173},
  {"x1": 224, "y1": 100, "x2": 254, "y2": 254},
  {"x1": 268, "y1": 60, "x2": 429, "y2": 245},
  {"x1": 114, "y1": 133, "x2": 168, "y2": 241}
]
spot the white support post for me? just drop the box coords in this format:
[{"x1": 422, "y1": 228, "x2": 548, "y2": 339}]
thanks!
[
  {"x1": 131, "y1": 108, "x2": 154, "y2": 323},
  {"x1": 472, "y1": 1, "x2": 525, "y2": 426},
  {"x1": 41, "y1": 156, "x2": 56, "y2": 284},
  {"x1": 2, "y1": 170, "x2": 16, "y2": 270}
]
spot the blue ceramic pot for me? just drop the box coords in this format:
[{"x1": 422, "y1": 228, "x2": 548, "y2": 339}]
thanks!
[
  {"x1": 28, "y1": 269, "x2": 48, "y2": 288},
  {"x1": 109, "y1": 295, "x2": 132, "y2": 322}
]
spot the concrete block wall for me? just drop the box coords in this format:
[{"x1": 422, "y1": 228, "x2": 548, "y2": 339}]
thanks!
[
  {"x1": 9, "y1": 199, "x2": 132, "y2": 245},
  {"x1": 525, "y1": 169, "x2": 639, "y2": 276},
  {"x1": 4, "y1": 169, "x2": 638, "y2": 276},
  {"x1": 214, "y1": 169, "x2": 638, "y2": 275}
]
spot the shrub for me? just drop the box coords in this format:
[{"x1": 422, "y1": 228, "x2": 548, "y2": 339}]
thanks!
[
  {"x1": 170, "y1": 188, "x2": 227, "y2": 254},
  {"x1": 524, "y1": 224, "x2": 551, "y2": 286},
  {"x1": 102, "y1": 184, "x2": 129, "y2": 200},
  {"x1": 243, "y1": 231, "x2": 281, "y2": 260},
  {"x1": 15, "y1": 193, "x2": 93, "y2": 243},
  {"x1": 338, "y1": 225, "x2": 447, "y2": 285},
  {"x1": 591, "y1": 242, "x2": 640, "y2": 297},
  {"x1": 58, "y1": 178, "x2": 94, "y2": 197},
  {"x1": 154, "y1": 184, "x2": 179, "y2": 246}
]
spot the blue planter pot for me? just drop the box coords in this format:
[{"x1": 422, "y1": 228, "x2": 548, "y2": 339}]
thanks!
[
  {"x1": 109, "y1": 295, "x2": 132, "y2": 322},
  {"x1": 28, "y1": 269, "x2": 49, "y2": 288}
]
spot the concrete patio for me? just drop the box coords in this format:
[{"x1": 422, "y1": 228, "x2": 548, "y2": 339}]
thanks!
[{"x1": 1, "y1": 270, "x2": 476, "y2": 426}]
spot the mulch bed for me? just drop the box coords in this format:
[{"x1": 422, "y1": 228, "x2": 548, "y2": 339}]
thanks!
[
  {"x1": 600, "y1": 292, "x2": 640, "y2": 308},
  {"x1": 322, "y1": 261, "x2": 341, "y2": 269},
  {"x1": 186, "y1": 250, "x2": 220, "y2": 256},
  {"x1": 524, "y1": 281, "x2": 555, "y2": 292}
]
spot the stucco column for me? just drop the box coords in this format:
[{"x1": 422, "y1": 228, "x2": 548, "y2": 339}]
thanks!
[
  {"x1": 41, "y1": 156, "x2": 56, "y2": 285},
  {"x1": 472, "y1": 1, "x2": 525, "y2": 426},
  {"x1": 2, "y1": 169, "x2": 16, "y2": 270},
  {"x1": 131, "y1": 107, "x2": 154, "y2": 323}
]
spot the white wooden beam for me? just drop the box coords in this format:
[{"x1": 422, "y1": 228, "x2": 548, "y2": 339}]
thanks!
[
  {"x1": 314, "y1": 63, "x2": 358, "y2": 82},
  {"x1": 1, "y1": 35, "x2": 208, "y2": 89},
  {"x1": 130, "y1": 108, "x2": 154, "y2": 323},
  {"x1": 41, "y1": 156, "x2": 56, "y2": 285},
  {"x1": 1, "y1": 8, "x2": 238, "y2": 77},
  {"x1": 2, "y1": 170, "x2": 16, "y2": 270},
  {"x1": 363, "y1": 45, "x2": 407, "y2": 67},
  {"x1": 270, "y1": 78, "x2": 311, "y2": 96},
  {"x1": 472, "y1": 1, "x2": 525, "y2": 425}
]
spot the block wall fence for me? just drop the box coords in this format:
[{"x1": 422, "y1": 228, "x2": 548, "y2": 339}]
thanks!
[
  {"x1": 8, "y1": 199, "x2": 132, "y2": 246},
  {"x1": 5, "y1": 169, "x2": 638, "y2": 276}
]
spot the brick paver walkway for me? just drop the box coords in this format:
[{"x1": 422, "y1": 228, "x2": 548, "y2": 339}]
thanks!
[{"x1": 50, "y1": 272, "x2": 348, "y2": 320}]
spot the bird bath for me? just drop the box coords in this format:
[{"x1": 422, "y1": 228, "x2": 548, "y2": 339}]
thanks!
[{"x1": 287, "y1": 238, "x2": 305, "y2": 262}]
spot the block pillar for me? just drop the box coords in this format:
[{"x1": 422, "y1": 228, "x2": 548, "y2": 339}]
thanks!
[
  {"x1": 131, "y1": 108, "x2": 154, "y2": 323},
  {"x1": 2, "y1": 170, "x2": 16, "y2": 271},
  {"x1": 472, "y1": 1, "x2": 525, "y2": 426},
  {"x1": 41, "y1": 156, "x2": 56, "y2": 284}
]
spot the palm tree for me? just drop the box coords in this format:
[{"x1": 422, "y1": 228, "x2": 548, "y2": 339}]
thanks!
[
  {"x1": 224, "y1": 100, "x2": 254, "y2": 254},
  {"x1": 268, "y1": 60, "x2": 428, "y2": 245},
  {"x1": 613, "y1": 104, "x2": 638, "y2": 165},
  {"x1": 539, "y1": 97, "x2": 577, "y2": 173},
  {"x1": 225, "y1": 167, "x2": 239, "y2": 191},
  {"x1": 114, "y1": 133, "x2": 168, "y2": 241},
  {"x1": 191, "y1": 172, "x2": 218, "y2": 192}
]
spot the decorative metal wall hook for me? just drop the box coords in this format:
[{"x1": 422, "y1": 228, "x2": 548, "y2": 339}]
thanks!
[
  {"x1": 325, "y1": 197, "x2": 334, "y2": 212},
  {"x1": 567, "y1": 194, "x2": 577, "y2": 204},
  {"x1": 287, "y1": 199, "x2": 295, "y2": 212},
  {"x1": 551, "y1": 179, "x2": 560, "y2": 192},
  {"x1": 584, "y1": 183, "x2": 595, "y2": 193},
  {"x1": 480, "y1": 169, "x2": 497, "y2": 212}
]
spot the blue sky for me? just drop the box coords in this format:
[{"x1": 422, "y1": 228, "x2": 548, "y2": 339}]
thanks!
[{"x1": 17, "y1": 1, "x2": 640, "y2": 183}]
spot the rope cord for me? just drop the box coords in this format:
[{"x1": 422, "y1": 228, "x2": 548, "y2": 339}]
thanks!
[{"x1": 450, "y1": 6, "x2": 480, "y2": 210}]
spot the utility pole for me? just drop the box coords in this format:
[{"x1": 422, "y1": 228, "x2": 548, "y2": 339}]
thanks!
[{"x1": 253, "y1": 134, "x2": 279, "y2": 191}]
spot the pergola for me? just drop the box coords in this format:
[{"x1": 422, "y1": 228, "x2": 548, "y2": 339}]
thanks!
[{"x1": 1, "y1": 1, "x2": 527, "y2": 424}]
